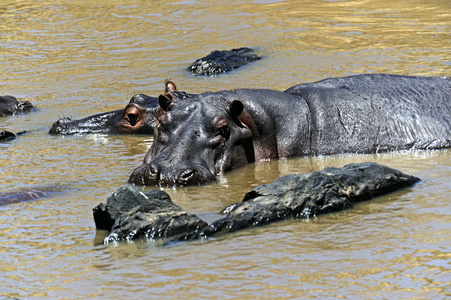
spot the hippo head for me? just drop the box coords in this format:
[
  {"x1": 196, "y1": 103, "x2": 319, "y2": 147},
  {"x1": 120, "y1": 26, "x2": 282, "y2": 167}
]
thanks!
[
  {"x1": 49, "y1": 94, "x2": 159, "y2": 135},
  {"x1": 129, "y1": 93, "x2": 255, "y2": 186},
  {"x1": 0, "y1": 95, "x2": 34, "y2": 117},
  {"x1": 49, "y1": 81, "x2": 180, "y2": 135}
]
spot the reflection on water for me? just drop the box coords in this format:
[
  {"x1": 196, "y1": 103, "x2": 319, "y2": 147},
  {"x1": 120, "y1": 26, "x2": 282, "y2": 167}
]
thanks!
[{"x1": 1, "y1": 0, "x2": 450, "y2": 298}]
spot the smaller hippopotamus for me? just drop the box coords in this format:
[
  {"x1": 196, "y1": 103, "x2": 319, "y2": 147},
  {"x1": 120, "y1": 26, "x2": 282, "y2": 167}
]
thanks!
[
  {"x1": 49, "y1": 94, "x2": 159, "y2": 135},
  {"x1": 49, "y1": 81, "x2": 187, "y2": 135},
  {"x1": 187, "y1": 47, "x2": 261, "y2": 76},
  {"x1": 0, "y1": 95, "x2": 34, "y2": 117}
]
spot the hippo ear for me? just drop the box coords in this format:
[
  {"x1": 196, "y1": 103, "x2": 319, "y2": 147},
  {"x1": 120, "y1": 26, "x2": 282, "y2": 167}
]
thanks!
[
  {"x1": 165, "y1": 80, "x2": 177, "y2": 93},
  {"x1": 229, "y1": 100, "x2": 244, "y2": 118},
  {"x1": 158, "y1": 92, "x2": 174, "y2": 111}
]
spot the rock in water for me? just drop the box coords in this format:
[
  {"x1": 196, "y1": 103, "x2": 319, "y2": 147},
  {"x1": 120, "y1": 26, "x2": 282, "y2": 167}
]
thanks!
[
  {"x1": 94, "y1": 163, "x2": 420, "y2": 244},
  {"x1": 175, "y1": 162, "x2": 420, "y2": 241},
  {"x1": 93, "y1": 185, "x2": 208, "y2": 243},
  {"x1": 0, "y1": 130, "x2": 16, "y2": 142},
  {"x1": 187, "y1": 47, "x2": 261, "y2": 75}
]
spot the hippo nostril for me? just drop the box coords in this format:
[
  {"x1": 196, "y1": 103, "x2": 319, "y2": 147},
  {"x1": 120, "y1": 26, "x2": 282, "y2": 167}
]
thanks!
[
  {"x1": 177, "y1": 169, "x2": 196, "y2": 184},
  {"x1": 149, "y1": 163, "x2": 160, "y2": 178},
  {"x1": 129, "y1": 162, "x2": 160, "y2": 186}
]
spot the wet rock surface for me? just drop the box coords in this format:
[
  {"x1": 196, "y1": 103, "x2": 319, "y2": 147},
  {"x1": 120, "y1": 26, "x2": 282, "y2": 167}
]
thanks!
[
  {"x1": 174, "y1": 162, "x2": 420, "y2": 241},
  {"x1": 0, "y1": 130, "x2": 17, "y2": 142},
  {"x1": 0, "y1": 130, "x2": 27, "y2": 142},
  {"x1": 94, "y1": 162, "x2": 420, "y2": 244},
  {"x1": 0, "y1": 95, "x2": 34, "y2": 117},
  {"x1": 93, "y1": 185, "x2": 208, "y2": 243},
  {"x1": 187, "y1": 47, "x2": 261, "y2": 76}
]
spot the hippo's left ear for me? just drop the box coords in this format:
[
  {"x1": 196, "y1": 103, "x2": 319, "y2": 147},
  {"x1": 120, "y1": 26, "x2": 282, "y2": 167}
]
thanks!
[
  {"x1": 229, "y1": 100, "x2": 244, "y2": 118},
  {"x1": 158, "y1": 92, "x2": 174, "y2": 111}
]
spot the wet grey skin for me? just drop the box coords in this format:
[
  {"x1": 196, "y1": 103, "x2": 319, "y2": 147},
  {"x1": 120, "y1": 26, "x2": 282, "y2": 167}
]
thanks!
[{"x1": 129, "y1": 74, "x2": 451, "y2": 187}]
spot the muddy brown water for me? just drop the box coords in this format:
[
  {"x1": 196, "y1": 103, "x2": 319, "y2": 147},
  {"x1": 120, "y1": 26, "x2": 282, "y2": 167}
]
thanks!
[{"x1": 1, "y1": 0, "x2": 450, "y2": 299}]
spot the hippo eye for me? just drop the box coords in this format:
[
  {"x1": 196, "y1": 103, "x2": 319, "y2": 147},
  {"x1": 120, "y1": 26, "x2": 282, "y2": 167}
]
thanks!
[
  {"x1": 213, "y1": 117, "x2": 230, "y2": 140},
  {"x1": 158, "y1": 111, "x2": 172, "y2": 128},
  {"x1": 156, "y1": 125, "x2": 168, "y2": 144},
  {"x1": 217, "y1": 124, "x2": 230, "y2": 140}
]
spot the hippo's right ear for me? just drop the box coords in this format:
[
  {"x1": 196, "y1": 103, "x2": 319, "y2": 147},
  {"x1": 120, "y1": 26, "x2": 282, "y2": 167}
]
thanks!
[
  {"x1": 158, "y1": 92, "x2": 174, "y2": 111},
  {"x1": 165, "y1": 80, "x2": 177, "y2": 93},
  {"x1": 229, "y1": 100, "x2": 244, "y2": 118}
]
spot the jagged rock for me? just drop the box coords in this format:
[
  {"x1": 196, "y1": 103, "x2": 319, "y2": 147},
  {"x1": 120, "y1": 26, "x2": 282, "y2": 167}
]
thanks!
[
  {"x1": 174, "y1": 162, "x2": 420, "y2": 241},
  {"x1": 94, "y1": 163, "x2": 420, "y2": 244},
  {"x1": 0, "y1": 95, "x2": 34, "y2": 117},
  {"x1": 0, "y1": 130, "x2": 27, "y2": 142},
  {"x1": 93, "y1": 185, "x2": 208, "y2": 243},
  {"x1": 0, "y1": 130, "x2": 16, "y2": 141},
  {"x1": 187, "y1": 47, "x2": 261, "y2": 75}
]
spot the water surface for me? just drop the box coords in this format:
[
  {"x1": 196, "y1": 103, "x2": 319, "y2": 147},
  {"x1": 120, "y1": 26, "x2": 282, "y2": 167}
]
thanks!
[{"x1": 1, "y1": 0, "x2": 450, "y2": 299}]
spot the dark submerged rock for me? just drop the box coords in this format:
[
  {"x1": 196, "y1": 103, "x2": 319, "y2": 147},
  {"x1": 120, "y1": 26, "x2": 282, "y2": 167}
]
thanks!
[
  {"x1": 0, "y1": 186, "x2": 65, "y2": 206},
  {"x1": 95, "y1": 163, "x2": 420, "y2": 244},
  {"x1": 0, "y1": 130, "x2": 17, "y2": 142},
  {"x1": 187, "y1": 47, "x2": 261, "y2": 76},
  {"x1": 93, "y1": 185, "x2": 208, "y2": 243},
  {"x1": 174, "y1": 162, "x2": 420, "y2": 241},
  {"x1": 0, "y1": 95, "x2": 34, "y2": 117},
  {"x1": 0, "y1": 130, "x2": 27, "y2": 142}
]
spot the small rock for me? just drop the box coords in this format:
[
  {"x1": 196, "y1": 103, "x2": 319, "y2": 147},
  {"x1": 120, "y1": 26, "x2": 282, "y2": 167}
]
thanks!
[
  {"x1": 93, "y1": 185, "x2": 208, "y2": 243},
  {"x1": 187, "y1": 47, "x2": 261, "y2": 76}
]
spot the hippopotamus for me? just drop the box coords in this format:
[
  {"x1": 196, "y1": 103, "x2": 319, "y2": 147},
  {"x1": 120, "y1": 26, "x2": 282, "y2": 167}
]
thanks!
[
  {"x1": 187, "y1": 47, "x2": 261, "y2": 76},
  {"x1": 49, "y1": 94, "x2": 159, "y2": 135},
  {"x1": 49, "y1": 81, "x2": 190, "y2": 135},
  {"x1": 0, "y1": 95, "x2": 34, "y2": 117},
  {"x1": 128, "y1": 73, "x2": 451, "y2": 186}
]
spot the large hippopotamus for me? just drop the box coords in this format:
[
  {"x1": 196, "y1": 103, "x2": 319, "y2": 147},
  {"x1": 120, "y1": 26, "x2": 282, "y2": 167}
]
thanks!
[
  {"x1": 128, "y1": 74, "x2": 451, "y2": 186},
  {"x1": 0, "y1": 95, "x2": 34, "y2": 117},
  {"x1": 48, "y1": 81, "x2": 190, "y2": 135}
]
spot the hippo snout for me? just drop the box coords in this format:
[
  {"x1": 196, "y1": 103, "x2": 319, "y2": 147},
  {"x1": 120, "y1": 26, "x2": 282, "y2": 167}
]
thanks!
[
  {"x1": 128, "y1": 163, "x2": 157, "y2": 186},
  {"x1": 129, "y1": 162, "x2": 216, "y2": 186}
]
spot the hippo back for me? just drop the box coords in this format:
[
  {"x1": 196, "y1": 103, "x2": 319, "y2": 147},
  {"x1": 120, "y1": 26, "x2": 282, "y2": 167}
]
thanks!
[{"x1": 285, "y1": 74, "x2": 451, "y2": 154}]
